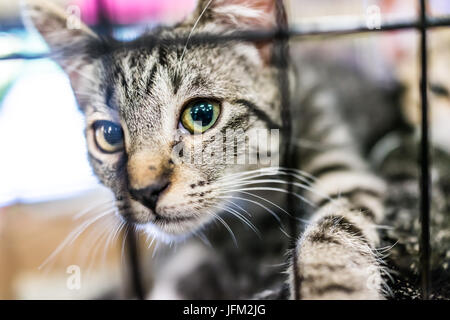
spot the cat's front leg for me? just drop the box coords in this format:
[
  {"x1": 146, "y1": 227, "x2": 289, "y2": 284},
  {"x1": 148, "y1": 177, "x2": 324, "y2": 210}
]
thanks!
[
  {"x1": 287, "y1": 80, "x2": 389, "y2": 299},
  {"x1": 290, "y1": 170, "x2": 387, "y2": 300},
  {"x1": 286, "y1": 152, "x2": 387, "y2": 299}
]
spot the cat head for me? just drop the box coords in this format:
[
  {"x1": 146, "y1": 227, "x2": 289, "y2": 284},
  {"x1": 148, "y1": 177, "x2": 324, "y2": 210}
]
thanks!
[
  {"x1": 24, "y1": 0, "x2": 285, "y2": 241},
  {"x1": 397, "y1": 29, "x2": 450, "y2": 154}
]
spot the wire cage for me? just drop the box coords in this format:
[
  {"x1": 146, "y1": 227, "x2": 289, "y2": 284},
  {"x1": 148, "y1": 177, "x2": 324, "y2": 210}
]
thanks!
[{"x1": 1, "y1": 0, "x2": 449, "y2": 300}]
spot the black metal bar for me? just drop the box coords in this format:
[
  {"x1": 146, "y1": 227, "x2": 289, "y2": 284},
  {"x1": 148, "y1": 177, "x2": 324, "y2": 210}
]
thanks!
[
  {"x1": 96, "y1": 17, "x2": 450, "y2": 50},
  {"x1": 3, "y1": 17, "x2": 450, "y2": 61},
  {"x1": 274, "y1": 1, "x2": 299, "y2": 300},
  {"x1": 419, "y1": 0, "x2": 431, "y2": 300},
  {"x1": 125, "y1": 227, "x2": 145, "y2": 300}
]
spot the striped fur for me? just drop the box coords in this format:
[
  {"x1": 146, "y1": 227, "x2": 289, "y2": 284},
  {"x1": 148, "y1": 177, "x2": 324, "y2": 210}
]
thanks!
[
  {"x1": 289, "y1": 75, "x2": 387, "y2": 299},
  {"x1": 24, "y1": 0, "x2": 388, "y2": 299}
]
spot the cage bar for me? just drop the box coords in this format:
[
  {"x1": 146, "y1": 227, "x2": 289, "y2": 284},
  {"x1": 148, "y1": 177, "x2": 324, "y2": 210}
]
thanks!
[
  {"x1": 3, "y1": 17, "x2": 450, "y2": 61},
  {"x1": 419, "y1": 0, "x2": 431, "y2": 300},
  {"x1": 125, "y1": 227, "x2": 145, "y2": 299},
  {"x1": 273, "y1": 0, "x2": 299, "y2": 300},
  {"x1": 1, "y1": 0, "x2": 447, "y2": 300}
]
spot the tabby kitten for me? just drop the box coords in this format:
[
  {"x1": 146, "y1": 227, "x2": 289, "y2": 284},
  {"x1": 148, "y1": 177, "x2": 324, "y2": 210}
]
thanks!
[
  {"x1": 396, "y1": 29, "x2": 450, "y2": 155},
  {"x1": 25, "y1": 0, "x2": 387, "y2": 299},
  {"x1": 371, "y1": 29, "x2": 450, "y2": 299}
]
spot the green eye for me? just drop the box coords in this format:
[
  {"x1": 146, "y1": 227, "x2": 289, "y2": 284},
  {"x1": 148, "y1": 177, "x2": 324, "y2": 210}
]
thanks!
[
  {"x1": 180, "y1": 100, "x2": 220, "y2": 134},
  {"x1": 93, "y1": 120, "x2": 124, "y2": 153}
]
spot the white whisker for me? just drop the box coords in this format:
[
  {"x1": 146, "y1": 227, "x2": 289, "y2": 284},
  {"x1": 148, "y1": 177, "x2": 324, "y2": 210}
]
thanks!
[
  {"x1": 220, "y1": 186, "x2": 316, "y2": 208},
  {"x1": 212, "y1": 204, "x2": 261, "y2": 238},
  {"x1": 222, "y1": 198, "x2": 252, "y2": 217},
  {"x1": 216, "y1": 194, "x2": 282, "y2": 223},
  {"x1": 220, "y1": 178, "x2": 336, "y2": 206},
  {"x1": 74, "y1": 200, "x2": 115, "y2": 220},
  {"x1": 194, "y1": 230, "x2": 212, "y2": 248},
  {"x1": 205, "y1": 209, "x2": 238, "y2": 247},
  {"x1": 234, "y1": 190, "x2": 291, "y2": 218},
  {"x1": 218, "y1": 167, "x2": 317, "y2": 183},
  {"x1": 178, "y1": 0, "x2": 214, "y2": 67},
  {"x1": 85, "y1": 219, "x2": 115, "y2": 273},
  {"x1": 39, "y1": 208, "x2": 115, "y2": 270}
]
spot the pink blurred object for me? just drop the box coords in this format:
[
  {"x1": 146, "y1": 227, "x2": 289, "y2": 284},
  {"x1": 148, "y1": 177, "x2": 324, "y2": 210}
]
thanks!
[
  {"x1": 378, "y1": 0, "x2": 450, "y2": 65},
  {"x1": 73, "y1": 0, "x2": 197, "y2": 25}
]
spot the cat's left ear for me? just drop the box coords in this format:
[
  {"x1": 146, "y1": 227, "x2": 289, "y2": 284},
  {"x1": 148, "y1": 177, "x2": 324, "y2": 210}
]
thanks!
[
  {"x1": 188, "y1": 0, "x2": 287, "y2": 63},
  {"x1": 22, "y1": 0, "x2": 100, "y2": 85}
]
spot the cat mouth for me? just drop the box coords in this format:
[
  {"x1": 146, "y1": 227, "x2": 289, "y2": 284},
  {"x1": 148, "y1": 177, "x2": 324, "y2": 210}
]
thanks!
[
  {"x1": 123, "y1": 198, "x2": 206, "y2": 236},
  {"x1": 152, "y1": 212, "x2": 198, "y2": 224},
  {"x1": 124, "y1": 196, "x2": 200, "y2": 226},
  {"x1": 131, "y1": 210, "x2": 203, "y2": 240}
]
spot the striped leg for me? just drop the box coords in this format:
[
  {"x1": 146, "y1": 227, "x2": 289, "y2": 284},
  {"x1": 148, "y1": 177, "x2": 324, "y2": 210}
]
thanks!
[{"x1": 290, "y1": 88, "x2": 387, "y2": 299}]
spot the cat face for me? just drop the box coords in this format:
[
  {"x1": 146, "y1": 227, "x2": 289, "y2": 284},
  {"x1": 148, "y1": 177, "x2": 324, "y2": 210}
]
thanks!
[
  {"x1": 399, "y1": 29, "x2": 450, "y2": 154},
  {"x1": 427, "y1": 30, "x2": 450, "y2": 153},
  {"x1": 25, "y1": 0, "x2": 283, "y2": 240}
]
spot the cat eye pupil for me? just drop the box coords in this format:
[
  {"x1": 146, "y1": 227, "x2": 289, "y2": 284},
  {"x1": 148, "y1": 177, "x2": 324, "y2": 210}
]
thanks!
[
  {"x1": 180, "y1": 99, "x2": 220, "y2": 134},
  {"x1": 191, "y1": 102, "x2": 214, "y2": 126},
  {"x1": 93, "y1": 120, "x2": 124, "y2": 153},
  {"x1": 103, "y1": 124, "x2": 123, "y2": 145}
]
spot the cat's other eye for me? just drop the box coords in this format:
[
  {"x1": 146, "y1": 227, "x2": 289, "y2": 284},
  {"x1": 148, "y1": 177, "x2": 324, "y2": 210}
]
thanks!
[
  {"x1": 180, "y1": 99, "x2": 221, "y2": 134},
  {"x1": 429, "y1": 83, "x2": 449, "y2": 97},
  {"x1": 93, "y1": 120, "x2": 124, "y2": 153}
]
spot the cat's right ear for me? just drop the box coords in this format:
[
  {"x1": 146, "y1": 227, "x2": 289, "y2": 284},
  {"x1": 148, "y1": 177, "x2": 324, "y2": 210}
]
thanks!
[{"x1": 22, "y1": 0, "x2": 100, "y2": 78}]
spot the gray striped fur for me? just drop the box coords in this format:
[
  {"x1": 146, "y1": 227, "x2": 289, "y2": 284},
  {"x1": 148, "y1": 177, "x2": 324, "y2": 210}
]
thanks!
[{"x1": 24, "y1": 0, "x2": 388, "y2": 299}]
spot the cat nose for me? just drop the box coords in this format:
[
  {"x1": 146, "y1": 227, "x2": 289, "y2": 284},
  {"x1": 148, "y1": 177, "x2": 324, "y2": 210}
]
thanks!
[{"x1": 129, "y1": 179, "x2": 170, "y2": 212}]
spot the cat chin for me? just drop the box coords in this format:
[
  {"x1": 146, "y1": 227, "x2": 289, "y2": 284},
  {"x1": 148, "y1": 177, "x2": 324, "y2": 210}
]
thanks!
[
  {"x1": 122, "y1": 200, "x2": 214, "y2": 243},
  {"x1": 133, "y1": 219, "x2": 209, "y2": 245},
  {"x1": 134, "y1": 222, "x2": 191, "y2": 244}
]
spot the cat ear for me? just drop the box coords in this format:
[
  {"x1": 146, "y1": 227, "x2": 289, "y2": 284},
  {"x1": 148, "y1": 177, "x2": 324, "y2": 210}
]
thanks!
[
  {"x1": 188, "y1": 0, "x2": 286, "y2": 64},
  {"x1": 189, "y1": 0, "x2": 284, "y2": 30},
  {"x1": 22, "y1": 0, "x2": 102, "y2": 108},
  {"x1": 22, "y1": 0, "x2": 99, "y2": 52},
  {"x1": 22, "y1": 0, "x2": 100, "y2": 78}
]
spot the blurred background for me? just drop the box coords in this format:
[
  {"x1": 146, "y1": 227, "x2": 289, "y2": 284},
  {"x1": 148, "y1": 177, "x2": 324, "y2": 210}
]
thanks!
[{"x1": 0, "y1": 0, "x2": 449, "y2": 299}]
